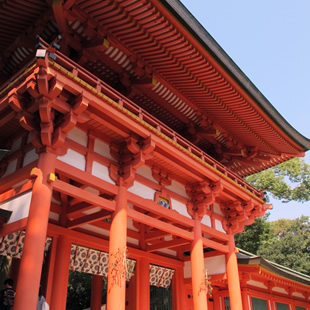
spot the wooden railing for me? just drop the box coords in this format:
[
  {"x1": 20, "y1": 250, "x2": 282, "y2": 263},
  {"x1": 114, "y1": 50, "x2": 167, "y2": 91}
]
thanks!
[{"x1": 1, "y1": 40, "x2": 265, "y2": 200}]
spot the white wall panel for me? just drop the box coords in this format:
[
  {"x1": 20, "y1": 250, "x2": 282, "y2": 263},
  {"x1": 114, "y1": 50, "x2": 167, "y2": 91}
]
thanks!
[
  {"x1": 136, "y1": 165, "x2": 156, "y2": 182},
  {"x1": 11, "y1": 137, "x2": 22, "y2": 152},
  {"x1": 215, "y1": 219, "x2": 226, "y2": 233},
  {"x1": 23, "y1": 148, "x2": 38, "y2": 166},
  {"x1": 94, "y1": 139, "x2": 114, "y2": 161},
  {"x1": 166, "y1": 180, "x2": 189, "y2": 199},
  {"x1": 205, "y1": 255, "x2": 226, "y2": 275},
  {"x1": 67, "y1": 127, "x2": 88, "y2": 147},
  {"x1": 170, "y1": 198, "x2": 190, "y2": 218},
  {"x1": 58, "y1": 149, "x2": 86, "y2": 171},
  {"x1": 92, "y1": 161, "x2": 114, "y2": 184},
  {"x1": 201, "y1": 214, "x2": 211, "y2": 227},
  {"x1": 2, "y1": 159, "x2": 17, "y2": 177},
  {"x1": 0, "y1": 191, "x2": 32, "y2": 223},
  {"x1": 129, "y1": 181, "x2": 156, "y2": 200}
]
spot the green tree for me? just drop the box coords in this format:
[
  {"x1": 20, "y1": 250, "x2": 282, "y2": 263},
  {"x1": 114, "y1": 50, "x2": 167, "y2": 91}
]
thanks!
[
  {"x1": 246, "y1": 158, "x2": 310, "y2": 203},
  {"x1": 235, "y1": 215, "x2": 272, "y2": 254},
  {"x1": 258, "y1": 216, "x2": 310, "y2": 276}
]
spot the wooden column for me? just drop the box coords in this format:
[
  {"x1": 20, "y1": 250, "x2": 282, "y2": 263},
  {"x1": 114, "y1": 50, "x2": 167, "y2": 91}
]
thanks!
[
  {"x1": 226, "y1": 235, "x2": 243, "y2": 310},
  {"x1": 50, "y1": 235, "x2": 72, "y2": 310},
  {"x1": 212, "y1": 288, "x2": 220, "y2": 310},
  {"x1": 136, "y1": 258, "x2": 149, "y2": 310},
  {"x1": 107, "y1": 183, "x2": 128, "y2": 310},
  {"x1": 191, "y1": 213, "x2": 208, "y2": 310},
  {"x1": 241, "y1": 288, "x2": 250, "y2": 310},
  {"x1": 14, "y1": 151, "x2": 56, "y2": 310},
  {"x1": 126, "y1": 269, "x2": 136, "y2": 310},
  {"x1": 173, "y1": 265, "x2": 187, "y2": 310},
  {"x1": 91, "y1": 275, "x2": 103, "y2": 310}
]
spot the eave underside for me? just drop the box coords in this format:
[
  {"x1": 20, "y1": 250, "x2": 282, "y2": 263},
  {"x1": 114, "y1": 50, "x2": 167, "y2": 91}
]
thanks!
[{"x1": 0, "y1": 0, "x2": 309, "y2": 178}]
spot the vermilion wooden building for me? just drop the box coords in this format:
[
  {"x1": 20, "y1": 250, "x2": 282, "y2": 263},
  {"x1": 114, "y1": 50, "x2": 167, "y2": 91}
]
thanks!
[{"x1": 0, "y1": 1, "x2": 309, "y2": 310}]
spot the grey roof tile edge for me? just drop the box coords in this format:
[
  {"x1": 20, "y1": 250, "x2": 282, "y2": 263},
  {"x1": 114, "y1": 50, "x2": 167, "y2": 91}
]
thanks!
[{"x1": 160, "y1": 0, "x2": 310, "y2": 151}]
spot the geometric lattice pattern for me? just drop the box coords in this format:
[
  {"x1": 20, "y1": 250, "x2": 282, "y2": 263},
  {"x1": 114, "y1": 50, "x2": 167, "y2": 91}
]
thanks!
[
  {"x1": 0, "y1": 233, "x2": 174, "y2": 287},
  {"x1": 70, "y1": 244, "x2": 136, "y2": 281},
  {"x1": 149, "y1": 264, "x2": 175, "y2": 288},
  {"x1": 0, "y1": 231, "x2": 52, "y2": 259}
]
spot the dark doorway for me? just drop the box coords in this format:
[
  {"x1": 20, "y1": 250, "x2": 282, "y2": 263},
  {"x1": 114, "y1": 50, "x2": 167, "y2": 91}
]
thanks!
[{"x1": 150, "y1": 285, "x2": 172, "y2": 310}]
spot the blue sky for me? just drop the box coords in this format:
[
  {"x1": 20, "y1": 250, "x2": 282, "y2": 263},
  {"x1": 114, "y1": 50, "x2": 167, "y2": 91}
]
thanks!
[{"x1": 180, "y1": 0, "x2": 310, "y2": 221}]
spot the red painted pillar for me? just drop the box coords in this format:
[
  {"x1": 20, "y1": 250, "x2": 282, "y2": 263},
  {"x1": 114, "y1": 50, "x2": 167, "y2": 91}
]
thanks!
[
  {"x1": 107, "y1": 183, "x2": 128, "y2": 310},
  {"x1": 136, "y1": 258, "x2": 149, "y2": 310},
  {"x1": 191, "y1": 214, "x2": 208, "y2": 310},
  {"x1": 241, "y1": 288, "x2": 250, "y2": 310},
  {"x1": 126, "y1": 271, "x2": 136, "y2": 310},
  {"x1": 173, "y1": 266, "x2": 187, "y2": 310},
  {"x1": 91, "y1": 275, "x2": 103, "y2": 310},
  {"x1": 45, "y1": 236, "x2": 58, "y2": 303},
  {"x1": 14, "y1": 151, "x2": 56, "y2": 310},
  {"x1": 50, "y1": 235, "x2": 72, "y2": 310},
  {"x1": 226, "y1": 235, "x2": 243, "y2": 310}
]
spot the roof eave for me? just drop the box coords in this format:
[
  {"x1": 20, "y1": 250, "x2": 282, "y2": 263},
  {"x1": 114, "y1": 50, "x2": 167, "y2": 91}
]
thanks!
[{"x1": 161, "y1": 0, "x2": 310, "y2": 152}]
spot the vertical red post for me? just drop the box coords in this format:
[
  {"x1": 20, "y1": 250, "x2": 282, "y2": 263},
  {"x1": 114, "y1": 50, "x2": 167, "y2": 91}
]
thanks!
[
  {"x1": 126, "y1": 270, "x2": 136, "y2": 310},
  {"x1": 45, "y1": 236, "x2": 58, "y2": 303},
  {"x1": 173, "y1": 266, "x2": 187, "y2": 310},
  {"x1": 91, "y1": 275, "x2": 103, "y2": 310},
  {"x1": 191, "y1": 214, "x2": 208, "y2": 310},
  {"x1": 226, "y1": 235, "x2": 243, "y2": 310},
  {"x1": 241, "y1": 288, "x2": 250, "y2": 310},
  {"x1": 107, "y1": 183, "x2": 128, "y2": 310},
  {"x1": 136, "y1": 258, "x2": 150, "y2": 310},
  {"x1": 13, "y1": 151, "x2": 56, "y2": 310},
  {"x1": 50, "y1": 235, "x2": 72, "y2": 310}
]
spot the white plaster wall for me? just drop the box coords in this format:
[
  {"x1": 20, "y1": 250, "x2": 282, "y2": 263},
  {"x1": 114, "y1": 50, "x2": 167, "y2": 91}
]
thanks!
[
  {"x1": 2, "y1": 159, "x2": 17, "y2": 177},
  {"x1": 67, "y1": 127, "x2": 88, "y2": 147},
  {"x1": 129, "y1": 181, "x2": 155, "y2": 200},
  {"x1": 23, "y1": 148, "x2": 38, "y2": 166},
  {"x1": 170, "y1": 198, "x2": 190, "y2": 218},
  {"x1": 157, "y1": 248, "x2": 177, "y2": 257},
  {"x1": 49, "y1": 212, "x2": 59, "y2": 221},
  {"x1": 205, "y1": 255, "x2": 226, "y2": 275},
  {"x1": 215, "y1": 219, "x2": 226, "y2": 233},
  {"x1": 184, "y1": 255, "x2": 226, "y2": 278},
  {"x1": 0, "y1": 191, "x2": 32, "y2": 223},
  {"x1": 11, "y1": 137, "x2": 22, "y2": 152},
  {"x1": 272, "y1": 287, "x2": 288, "y2": 295},
  {"x1": 92, "y1": 161, "x2": 114, "y2": 184},
  {"x1": 127, "y1": 218, "x2": 139, "y2": 232},
  {"x1": 246, "y1": 280, "x2": 268, "y2": 289},
  {"x1": 94, "y1": 139, "x2": 114, "y2": 161},
  {"x1": 201, "y1": 215, "x2": 211, "y2": 227},
  {"x1": 292, "y1": 292, "x2": 305, "y2": 299},
  {"x1": 213, "y1": 203, "x2": 224, "y2": 216},
  {"x1": 166, "y1": 180, "x2": 189, "y2": 199},
  {"x1": 81, "y1": 224, "x2": 110, "y2": 238},
  {"x1": 184, "y1": 261, "x2": 191, "y2": 279},
  {"x1": 58, "y1": 149, "x2": 86, "y2": 171},
  {"x1": 136, "y1": 165, "x2": 157, "y2": 182}
]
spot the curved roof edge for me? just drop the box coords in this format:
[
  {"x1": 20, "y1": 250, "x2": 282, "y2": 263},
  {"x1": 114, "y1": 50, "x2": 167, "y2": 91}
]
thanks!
[
  {"x1": 161, "y1": 0, "x2": 310, "y2": 152},
  {"x1": 237, "y1": 250, "x2": 310, "y2": 286}
]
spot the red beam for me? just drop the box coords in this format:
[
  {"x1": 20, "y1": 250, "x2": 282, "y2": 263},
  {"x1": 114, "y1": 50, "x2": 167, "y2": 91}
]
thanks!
[{"x1": 52, "y1": 179, "x2": 115, "y2": 212}]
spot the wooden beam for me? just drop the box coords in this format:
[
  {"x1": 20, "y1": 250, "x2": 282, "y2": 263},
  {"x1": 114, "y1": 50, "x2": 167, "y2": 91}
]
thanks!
[
  {"x1": 53, "y1": 179, "x2": 115, "y2": 212},
  {"x1": 66, "y1": 209, "x2": 111, "y2": 229},
  {"x1": 146, "y1": 238, "x2": 189, "y2": 252},
  {"x1": 128, "y1": 208, "x2": 193, "y2": 241}
]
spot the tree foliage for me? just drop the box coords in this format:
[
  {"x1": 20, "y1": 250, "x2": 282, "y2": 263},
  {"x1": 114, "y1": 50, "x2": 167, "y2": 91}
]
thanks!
[
  {"x1": 245, "y1": 158, "x2": 310, "y2": 203},
  {"x1": 235, "y1": 216, "x2": 310, "y2": 276},
  {"x1": 258, "y1": 216, "x2": 310, "y2": 276},
  {"x1": 66, "y1": 271, "x2": 107, "y2": 310},
  {"x1": 234, "y1": 215, "x2": 272, "y2": 254}
]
